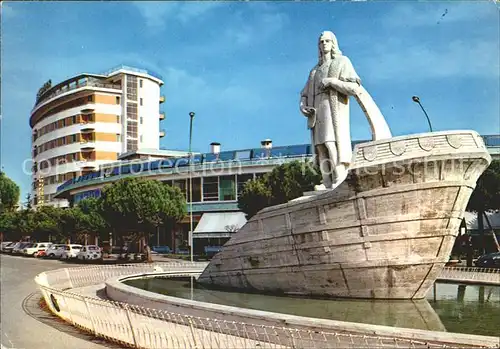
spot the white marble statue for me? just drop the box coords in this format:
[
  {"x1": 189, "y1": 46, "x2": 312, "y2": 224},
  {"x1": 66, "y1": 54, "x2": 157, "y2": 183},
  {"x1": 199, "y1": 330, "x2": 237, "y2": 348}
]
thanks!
[{"x1": 300, "y1": 31, "x2": 392, "y2": 190}]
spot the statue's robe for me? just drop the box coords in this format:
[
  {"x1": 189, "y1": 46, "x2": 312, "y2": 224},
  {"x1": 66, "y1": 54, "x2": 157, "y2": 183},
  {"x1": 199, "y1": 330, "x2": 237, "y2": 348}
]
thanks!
[{"x1": 301, "y1": 55, "x2": 361, "y2": 166}]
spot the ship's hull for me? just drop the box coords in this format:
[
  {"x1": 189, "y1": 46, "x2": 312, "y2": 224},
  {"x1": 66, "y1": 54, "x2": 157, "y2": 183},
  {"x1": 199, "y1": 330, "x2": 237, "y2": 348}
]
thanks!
[{"x1": 197, "y1": 131, "x2": 492, "y2": 299}]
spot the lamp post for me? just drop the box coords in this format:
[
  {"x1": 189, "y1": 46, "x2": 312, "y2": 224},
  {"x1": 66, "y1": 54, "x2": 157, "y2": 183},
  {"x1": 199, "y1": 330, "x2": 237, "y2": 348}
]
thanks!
[
  {"x1": 188, "y1": 111, "x2": 195, "y2": 263},
  {"x1": 412, "y1": 96, "x2": 433, "y2": 132}
]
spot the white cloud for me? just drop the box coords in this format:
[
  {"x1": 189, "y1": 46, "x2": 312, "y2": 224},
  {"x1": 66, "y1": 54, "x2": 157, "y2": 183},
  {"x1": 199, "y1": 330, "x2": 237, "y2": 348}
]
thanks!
[
  {"x1": 222, "y1": 10, "x2": 289, "y2": 47},
  {"x1": 131, "y1": 1, "x2": 224, "y2": 30},
  {"x1": 176, "y1": 2, "x2": 225, "y2": 23}
]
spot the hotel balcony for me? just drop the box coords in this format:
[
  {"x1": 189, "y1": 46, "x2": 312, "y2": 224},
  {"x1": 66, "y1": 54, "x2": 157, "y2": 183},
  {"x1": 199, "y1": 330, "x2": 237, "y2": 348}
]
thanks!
[
  {"x1": 35, "y1": 78, "x2": 121, "y2": 108},
  {"x1": 80, "y1": 163, "x2": 98, "y2": 170},
  {"x1": 159, "y1": 130, "x2": 166, "y2": 138},
  {"x1": 159, "y1": 112, "x2": 165, "y2": 120},
  {"x1": 81, "y1": 107, "x2": 95, "y2": 114},
  {"x1": 80, "y1": 113, "x2": 95, "y2": 125},
  {"x1": 80, "y1": 126, "x2": 95, "y2": 133},
  {"x1": 79, "y1": 150, "x2": 96, "y2": 164},
  {"x1": 80, "y1": 139, "x2": 96, "y2": 150},
  {"x1": 159, "y1": 95, "x2": 165, "y2": 103}
]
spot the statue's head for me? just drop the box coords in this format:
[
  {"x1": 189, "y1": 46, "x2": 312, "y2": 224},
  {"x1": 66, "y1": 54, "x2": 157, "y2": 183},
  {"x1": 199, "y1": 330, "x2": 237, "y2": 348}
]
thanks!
[{"x1": 318, "y1": 31, "x2": 342, "y2": 63}]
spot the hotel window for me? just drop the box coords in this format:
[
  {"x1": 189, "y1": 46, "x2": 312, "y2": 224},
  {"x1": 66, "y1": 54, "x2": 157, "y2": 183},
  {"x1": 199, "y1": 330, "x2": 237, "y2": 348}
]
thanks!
[
  {"x1": 219, "y1": 175, "x2": 236, "y2": 201},
  {"x1": 140, "y1": 117, "x2": 143, "y2": 124},
  {"x1": 202, "y1": 176, "x2": 219, "y2": 201},
  {"x1": 237, "y1": 174, "x2": 254, "y2": 196},
  {"x1": 140, "y1": 98, "x2": 143, "y2": 106},
  {"x1": 116, "y1": 115, "x2": 120, "y2": 123},
  {"x1": 140, "y1": 135, "x2": 143, "y2": 143},
  {"x1": 127, "y1": 103, "x2": 138, "y2": 120},
  {"x1": 87, "y1": 95, "x2": 93, "y2": 102},
  {"x1": 116, "y1": 96, "x2": 121, "y2": 104},
  {"x1": 127, "y1": 122, "x2": 138, "y2": 138},
  {"x1": 164, "y1": 180, "x2": 173, "y2": 187},
  {"x1": 139, "y1": 79, "x2": 143, "y2": 88},
  {"x1": 72, "y1": 115, "x2": 77, "y2": 124},
  {"x1": 116, "y1": 134, "x2": 121, "y2": 142},
  {"x1": 191, "y1": 178, "x2": 201, "y2": 202},
  {"x1": 173, "y1": 179, "x2": 187, "y2": 200},
  {"x1": 127, "y1": 139, "x2": 138, "y2": 152},
  {"x1": 127, "y1": 76, "x2": 138, "y2": 101},
  {"x1": 71, "y1": 134, "x2": 77, "y2": 143}
]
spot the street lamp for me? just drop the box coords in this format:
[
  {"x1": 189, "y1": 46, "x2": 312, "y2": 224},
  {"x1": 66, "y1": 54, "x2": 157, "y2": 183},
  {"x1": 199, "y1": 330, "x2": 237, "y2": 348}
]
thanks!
[
  {"x1": 412, "y1": 96, "x2": 433, "y2": 132},
  {"x1": 188, "y1": 111, "x2": 195, "y2": 263}
]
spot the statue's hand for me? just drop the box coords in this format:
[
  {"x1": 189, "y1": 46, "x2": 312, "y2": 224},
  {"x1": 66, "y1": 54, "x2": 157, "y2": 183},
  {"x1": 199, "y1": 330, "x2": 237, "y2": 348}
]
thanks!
[
  {"x1": 320, "y1": 78, "x2": 339, "y2": 91},
  {"x1": 300, "y1": 98, "x2": 315, "y2": 117},
  {"x1": 300, "y1": 106, "x2": 315, "y2": 117}
]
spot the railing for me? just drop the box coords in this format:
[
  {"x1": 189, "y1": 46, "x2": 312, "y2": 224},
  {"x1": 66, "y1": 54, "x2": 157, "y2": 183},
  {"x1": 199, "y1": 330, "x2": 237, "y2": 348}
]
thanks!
[
  {"x1": 437, "y1": 267, "x2": 500, "y2": 285},
  {"x1": 102, "y1": 65, "x2": 163, "y2": 81},
  {"x1": 35, "y1": 80, "x2": 121, "y2": 108},
  {"x1": 34, "y1": 264, "x2": 499, "y2": 349}
]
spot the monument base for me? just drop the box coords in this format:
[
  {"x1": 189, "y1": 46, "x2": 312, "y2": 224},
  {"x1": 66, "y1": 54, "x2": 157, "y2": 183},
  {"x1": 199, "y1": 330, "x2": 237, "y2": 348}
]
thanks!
[{"x1": 197, "y1": 131, "x2": 491, "y2": 299}]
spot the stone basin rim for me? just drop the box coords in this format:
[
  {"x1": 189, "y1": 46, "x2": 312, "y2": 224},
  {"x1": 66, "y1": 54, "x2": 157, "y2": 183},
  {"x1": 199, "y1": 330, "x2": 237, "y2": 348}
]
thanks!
[{"x1": 106, "y1": 270, "x2": 500, "y2": 348}]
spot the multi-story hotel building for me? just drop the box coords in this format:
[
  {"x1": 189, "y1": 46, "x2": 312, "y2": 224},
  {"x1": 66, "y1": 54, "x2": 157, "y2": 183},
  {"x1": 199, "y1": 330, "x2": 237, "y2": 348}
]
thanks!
[{"x1": 30, "y1": 65, "x2": 165, "y2": 207}]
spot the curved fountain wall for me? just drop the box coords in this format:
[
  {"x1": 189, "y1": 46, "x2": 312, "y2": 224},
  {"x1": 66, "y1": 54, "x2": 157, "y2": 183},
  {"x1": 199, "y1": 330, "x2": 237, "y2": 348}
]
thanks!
[{"x1": 34, "y1": 263, "x2": 500, "y2": 348}]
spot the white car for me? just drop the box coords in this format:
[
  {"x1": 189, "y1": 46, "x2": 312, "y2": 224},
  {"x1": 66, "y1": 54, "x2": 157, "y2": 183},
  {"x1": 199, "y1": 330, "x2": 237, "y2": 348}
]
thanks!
[
  {"x1": 76, "y1": 245, "x2": 102, "y2": 261},
  {"x1": 12, "y1": 242, "x2": 31, "y2": 254},
  {"x1": 60, "y1": 244, "x2": 82, "y2": 259},
  {"x1": 45, "y1": 244, "x2": 67, "y2": 258},
  {"x1": 23, "y1": 242, "x2": 52, "y2": 257}
]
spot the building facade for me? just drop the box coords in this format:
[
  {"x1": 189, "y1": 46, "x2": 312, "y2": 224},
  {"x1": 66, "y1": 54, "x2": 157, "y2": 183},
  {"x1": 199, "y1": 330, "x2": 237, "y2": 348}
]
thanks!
[
  {"x1": 53, "y1": 134, "x2": 500, "y2": 253},
  {"x1": 30, "y1": 66, "x2": 165, "y2": 207}
]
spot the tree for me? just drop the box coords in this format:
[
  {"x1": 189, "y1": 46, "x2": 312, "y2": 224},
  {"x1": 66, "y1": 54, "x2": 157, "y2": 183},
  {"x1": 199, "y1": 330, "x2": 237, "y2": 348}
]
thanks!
[
  {"x1": 466, "y1": 159, "x2": 500, "y2": 255},
  {"x1": 267, "y1": 161, "x2": 321, "y2": 206},
  {"x1": 33, "y1": 206, "x2": 61, "y2": 241},
  {"x1": 0, "y1": 172, "x2": 20, "y2": 213},
  {"x1": 12, "y1": 209, "x2": 36, "y2": 240},
  {"x1": 238, "y1": 160, "x2": 321, "y2": 219},
  {"x1": 238, "y1": 179, "x2": 271, "y2": 220},
  {"x1": 0, "y1": 211, "x2": 16, "y2": 241},
  {"x1": 24, "y1": 193, "x2": 33, "y2": 210},
  {"x1": 467, "y1": 160, "x2": 500, "y2": 212},
  {"x1": 77, "y1": 198, "x2": 108, "y2": 244},
  {"x1": 99, "y1": 177, "x2": 187, "y2": 262}
]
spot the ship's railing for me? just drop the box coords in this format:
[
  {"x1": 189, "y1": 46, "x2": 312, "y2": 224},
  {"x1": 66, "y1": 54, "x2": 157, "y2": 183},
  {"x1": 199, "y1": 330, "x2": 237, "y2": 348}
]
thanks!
[
  {"x1": 437, "y1": 267, "x2": 500, "y2": 285},
  {"x1": 34, "y1": 264, "x2": 498, "y2": 349}
]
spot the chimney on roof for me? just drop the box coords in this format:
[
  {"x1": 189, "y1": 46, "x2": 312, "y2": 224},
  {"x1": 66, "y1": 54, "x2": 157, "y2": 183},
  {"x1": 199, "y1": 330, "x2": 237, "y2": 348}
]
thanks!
[
  {"x1": 210, "y1": 142, "x2": 221, "y2": 154},
  {"x1": 261, "y1": 139, "x2": 272, "y2": 149}
]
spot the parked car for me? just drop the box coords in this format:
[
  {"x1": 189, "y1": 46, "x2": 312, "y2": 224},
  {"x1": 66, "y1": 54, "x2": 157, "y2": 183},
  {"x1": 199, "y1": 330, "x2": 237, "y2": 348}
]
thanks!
[
  {"x1": 76, "y1": 245, "x2": 102, "y2": 261},
  {"x1": 23, "y1": 242, "x2": 52, "y2": 257},
  {"x1": 60, "y1": 244, "x2": 82, "y2": 259},
  {"x1": 3, "y1": 242, "x2": 22, "y2": 254},
  {"x1": 0, "y1": 242, "x2": 14, "y2": 252},
  {"x1": 474, "y1": 252, "x2": 500, "y2": 269},
  {"x1": 152, "y1": 246, "x2": 171, "y2": 254},
  {"x1": 12, "y1": 242, "x2": 31, "y2": 255},
  {"x1": 45, "y1": 244, "x2": 67, "y2": 258}
]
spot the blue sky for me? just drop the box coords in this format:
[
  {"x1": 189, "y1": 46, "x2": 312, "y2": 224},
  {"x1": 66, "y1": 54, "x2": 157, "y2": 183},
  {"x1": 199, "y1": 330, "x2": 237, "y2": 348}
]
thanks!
[{"x1": 1, "y1": 1, "x2": 499, "y2": 199}]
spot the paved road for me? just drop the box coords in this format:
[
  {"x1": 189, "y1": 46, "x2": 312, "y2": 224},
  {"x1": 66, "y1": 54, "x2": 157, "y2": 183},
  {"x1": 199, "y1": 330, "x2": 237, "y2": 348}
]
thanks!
[{"x1": 0, "y1": 254, "x2": 116, "y2": 349}]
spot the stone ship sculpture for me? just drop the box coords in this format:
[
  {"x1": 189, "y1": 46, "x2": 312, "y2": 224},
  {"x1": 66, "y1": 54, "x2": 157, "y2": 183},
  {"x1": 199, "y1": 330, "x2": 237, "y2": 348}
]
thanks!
[{"x1": 197, "y1": 31, "x2": 491, "y2": 299}]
